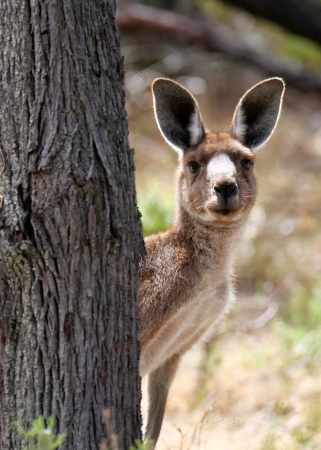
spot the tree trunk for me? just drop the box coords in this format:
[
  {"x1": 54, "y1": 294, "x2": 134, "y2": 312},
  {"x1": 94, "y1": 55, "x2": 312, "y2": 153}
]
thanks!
[{"x1": 0, "y1": 1, "x2": 143, "y2": 449}]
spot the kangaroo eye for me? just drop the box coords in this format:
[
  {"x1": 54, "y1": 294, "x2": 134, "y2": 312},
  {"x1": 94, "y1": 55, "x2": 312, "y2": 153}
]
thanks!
[
  {"x1": 241, "y1": 159, "x2": 253, "y2": 171},
  {"x1": 188, "y1": 162, "x2": 200, "y2": 173}
]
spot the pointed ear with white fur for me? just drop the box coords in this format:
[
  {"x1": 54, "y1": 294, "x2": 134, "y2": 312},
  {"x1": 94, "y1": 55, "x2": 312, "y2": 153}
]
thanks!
[
  {"x1": 231, "y1": 78, "x2": 285, "y2": 150},
  {"x1": 152, "y1": 79, "x2": 205, "y2": 152}
]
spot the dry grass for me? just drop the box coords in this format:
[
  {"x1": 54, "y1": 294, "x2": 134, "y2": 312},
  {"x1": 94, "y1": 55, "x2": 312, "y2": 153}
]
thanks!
[{"x1": 141, "y1": 288, "x2": 321, "y2": 449}]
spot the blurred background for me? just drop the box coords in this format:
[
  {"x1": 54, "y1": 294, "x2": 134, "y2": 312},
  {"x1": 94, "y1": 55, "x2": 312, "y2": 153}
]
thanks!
[{"x1": 118, "y1": 1, "x2": 321, "y2": 448}]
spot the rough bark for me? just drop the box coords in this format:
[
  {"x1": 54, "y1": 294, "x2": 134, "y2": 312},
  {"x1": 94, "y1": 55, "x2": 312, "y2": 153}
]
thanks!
[{"x1": 0, "y1": 1, "x2": 143, "y2": 449}]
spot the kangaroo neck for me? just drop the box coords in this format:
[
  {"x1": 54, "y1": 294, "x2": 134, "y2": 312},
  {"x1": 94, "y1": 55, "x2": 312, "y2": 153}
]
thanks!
[{"x1": 172, "y1": 205, "x2": 246, "y2": 262}]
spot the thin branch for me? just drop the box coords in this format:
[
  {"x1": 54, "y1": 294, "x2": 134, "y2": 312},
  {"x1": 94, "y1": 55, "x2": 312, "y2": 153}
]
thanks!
[{"x1": 117, "y1": 3, "x2": 321, "y2": 94}]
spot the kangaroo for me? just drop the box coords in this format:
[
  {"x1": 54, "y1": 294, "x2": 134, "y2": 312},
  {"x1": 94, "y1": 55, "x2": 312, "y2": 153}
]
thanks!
[{"x1": 139, "y1": 77, "x2": 285, "y2": 447}]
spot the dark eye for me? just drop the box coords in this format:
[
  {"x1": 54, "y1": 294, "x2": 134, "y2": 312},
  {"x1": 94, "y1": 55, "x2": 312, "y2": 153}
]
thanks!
[
  {"x1": 241, "y1": 159, "x2": 253, "y2": 171},
  {"x1": 188, "y1": 161, "x2": 200, "y2": 173}
]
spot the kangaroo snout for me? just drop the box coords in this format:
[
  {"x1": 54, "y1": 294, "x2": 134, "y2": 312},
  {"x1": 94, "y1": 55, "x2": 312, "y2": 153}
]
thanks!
[
  {"x1": 213, "y1": 178, "x2": 239, "y2": 202},
  {"x1": 207, "y1": 153, "x2": 240, "y2": 213}
]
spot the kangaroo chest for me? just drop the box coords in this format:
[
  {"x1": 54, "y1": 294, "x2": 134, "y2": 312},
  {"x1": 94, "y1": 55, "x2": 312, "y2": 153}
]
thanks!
[{"x1": 140, "y1": 269, "x2": 233, "y2": 376}]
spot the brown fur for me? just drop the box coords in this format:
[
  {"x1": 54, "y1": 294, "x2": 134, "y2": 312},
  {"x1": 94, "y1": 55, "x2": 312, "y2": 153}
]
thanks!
[{"x1": 139, "y1": 78, "x2": 285, "y2": 447}]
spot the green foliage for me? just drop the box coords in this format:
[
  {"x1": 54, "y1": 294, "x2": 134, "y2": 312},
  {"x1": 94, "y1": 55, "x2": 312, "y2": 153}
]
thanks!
[
  {"x1": 200, "y1": 0, "x2": 321, "y2": 68},
  {"x1": 277, "y1": 34, "x2": 321, "y2": 67},
  {"x1": 129, "y1": 438, "x2": 154, "y2": 450},
  {"x1": 15, "y1": 415, "x2": 152, "y2": 450},
  {"x1": 200, "y1": 0, "x2": 234, "y2": 22},
  {"x1": 138, "y1": 181, "x2": 174, "y2": 237},
  {"x1": 101, "y1": 437, "x2": 153, "y2": 450},
  {"x1": 14, "y1": 416, "x2": 66, "y2": 450},
  {"x1": 101, "y1": 409, "x2": 153, "y2": 450}
]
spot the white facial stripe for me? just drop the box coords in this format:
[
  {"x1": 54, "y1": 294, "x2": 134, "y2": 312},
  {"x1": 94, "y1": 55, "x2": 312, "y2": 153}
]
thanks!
[{"x1": 208, "y1": 153, "x2": 237, "y2": 178}]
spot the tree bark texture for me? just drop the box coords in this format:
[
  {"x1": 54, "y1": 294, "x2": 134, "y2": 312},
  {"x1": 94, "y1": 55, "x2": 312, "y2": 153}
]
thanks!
[{"x1": 0, "y1": 1, "x2": 143, "y2": 449}]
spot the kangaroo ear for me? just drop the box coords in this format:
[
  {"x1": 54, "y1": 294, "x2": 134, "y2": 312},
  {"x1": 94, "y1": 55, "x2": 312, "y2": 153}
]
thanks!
[
  {"x1": 152, "y1": 78, "x2": 205, "y2": 152},
  {"x1": 231, "y1": 78, "x2": 285, "y2": 150}
]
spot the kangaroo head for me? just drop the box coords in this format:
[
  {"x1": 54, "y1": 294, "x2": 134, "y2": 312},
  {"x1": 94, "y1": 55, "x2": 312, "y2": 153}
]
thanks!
[{"x1": 152, "y1": 78, "x2": 285, "y2": 224}]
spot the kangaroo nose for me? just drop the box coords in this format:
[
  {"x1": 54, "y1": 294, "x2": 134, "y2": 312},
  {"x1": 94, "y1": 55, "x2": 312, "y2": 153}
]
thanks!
[{"x1": 213, "y1": 181, "x2": 238, "y2": 201}]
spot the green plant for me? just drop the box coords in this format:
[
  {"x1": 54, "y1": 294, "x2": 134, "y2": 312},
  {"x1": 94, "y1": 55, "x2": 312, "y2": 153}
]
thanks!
[
  {"x1": 101, "y1": 409, "x2": 154, "y2": 450},
  {"x1": 14, "y1": 416, "x2": 66, "y2": 450},
  {"x1": 138, "y1": 181, "x2": 174, "y2": 236},
  {"x1": 129, "y1": 439, "x2": 154, "y2": 450}
]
